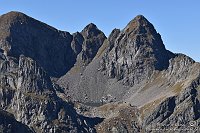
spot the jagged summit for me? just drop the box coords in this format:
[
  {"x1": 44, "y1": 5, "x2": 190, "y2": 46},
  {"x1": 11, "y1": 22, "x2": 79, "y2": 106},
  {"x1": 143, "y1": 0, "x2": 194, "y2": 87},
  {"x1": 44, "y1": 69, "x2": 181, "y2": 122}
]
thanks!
[
  {"x1": 83, "y1": 23, "x2": 97, "y2": 30},
  {"x1": 81, "y1": 23, "x2": 105, "y2": 39},
  {"x1": 80, "y1": 23, "x2": 106, "y2": 64},
  {"x1": 0, "y1": 11, "x2": 58, "y2": 35},
  {"x1": 0, "y1": 11, "x2": 27, "y2": 21},
  {"x1": 121, "y1": 15, "x2": 167, "y2": 54},
  {"x1": 129, "y1": 14, "x2": 150, "y2": 25},
  {"x1": 105, "y1": 15, "x2": 174, "y2": 72},
  {"x1": 122, "y1": 15, "x2": 173, "y2": 69},
  {"x1": 0, "y1": 11, "x2": 39, "y2": 28},
  {"x1": 124, "y1": 15, "x2": 157, "y2": 35}
]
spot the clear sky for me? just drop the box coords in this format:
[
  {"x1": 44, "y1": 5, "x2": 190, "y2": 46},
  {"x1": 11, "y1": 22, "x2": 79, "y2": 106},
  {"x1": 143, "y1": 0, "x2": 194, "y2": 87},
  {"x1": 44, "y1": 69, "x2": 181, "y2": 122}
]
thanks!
[{"x1": 0, "y1": 0, "x2": 200, "y2": 61}]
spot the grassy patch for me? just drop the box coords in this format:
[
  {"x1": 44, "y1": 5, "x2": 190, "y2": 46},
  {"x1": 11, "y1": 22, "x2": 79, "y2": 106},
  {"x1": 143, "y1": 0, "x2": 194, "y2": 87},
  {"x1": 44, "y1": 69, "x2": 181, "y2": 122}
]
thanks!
[
  {"x1": 95, "y1": 40, "x2": 108, "y2": 58},
  {"x1": 24, "y1": 92, "x2": 47, "y2": 101},
  {"x1": 172, "y1": 82, "x2": 184, "y2": 94}
]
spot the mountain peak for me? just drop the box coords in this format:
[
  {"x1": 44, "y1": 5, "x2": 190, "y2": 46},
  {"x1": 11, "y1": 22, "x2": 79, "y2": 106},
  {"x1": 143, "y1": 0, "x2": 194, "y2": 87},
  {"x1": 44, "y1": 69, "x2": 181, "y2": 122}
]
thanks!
[
  {"x1": 80, "y1": 23, "x2": 106, "y2": 64},
  {"x1": 84, "y1": 23, "x2": 97, "y2": 30},
  {"x1": 0, "y1": 11, "x2": 28, "y2": 23},
  {"x1": 134, "y1": 15, "x2": 147, "y2": 20},
  {"x1": 1, "y1": 11, "x2": 25, "y2": 17},
  {"x1": 82, "y1": 23, "x2": 98, "y2": 35},
  {"x1": 124, "y1": 15, "x2": 155, "y2": 35},
  {"x1": 81, "y1": 23, "x2": 104, "y2": 39},
  {"x1": 5, "y1": 11, "x2": 25, "y2": 16},
  {"x1": 128, "y1": 14, "x2": 151, "y2": 26}
]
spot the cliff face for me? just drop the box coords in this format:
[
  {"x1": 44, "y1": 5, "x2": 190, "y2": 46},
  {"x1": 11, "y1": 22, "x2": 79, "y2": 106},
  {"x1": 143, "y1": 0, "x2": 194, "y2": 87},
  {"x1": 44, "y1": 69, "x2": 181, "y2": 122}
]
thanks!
[{"x1": 0, "y1": 11, "x2": 200, "y2": 133}]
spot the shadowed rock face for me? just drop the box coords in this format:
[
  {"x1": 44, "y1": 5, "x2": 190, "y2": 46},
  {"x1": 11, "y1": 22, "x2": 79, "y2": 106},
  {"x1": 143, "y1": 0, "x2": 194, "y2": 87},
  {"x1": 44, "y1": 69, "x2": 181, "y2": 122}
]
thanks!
[
  {"x1": 0, "y1": 110, "x2": 34, "y2": 133},
  {"x1": 1, "y1": 11, "x2": 200, "y2": 133},
  {"x1": 81, "y1": 23, "x2": 106, "y2": 64},
  {"x1": 0, "y1": 11, "x2": 75, "y2": 78},
  {"x1": 71, "y1": 32, "x2": 84, "y2": 55}
]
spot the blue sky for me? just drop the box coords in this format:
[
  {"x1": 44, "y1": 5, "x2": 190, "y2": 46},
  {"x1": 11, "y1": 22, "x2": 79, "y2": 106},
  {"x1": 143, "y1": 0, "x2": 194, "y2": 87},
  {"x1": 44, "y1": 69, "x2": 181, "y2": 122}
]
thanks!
[{"x1": 0, "y1": 0, "x2": 200, "y2": 61}]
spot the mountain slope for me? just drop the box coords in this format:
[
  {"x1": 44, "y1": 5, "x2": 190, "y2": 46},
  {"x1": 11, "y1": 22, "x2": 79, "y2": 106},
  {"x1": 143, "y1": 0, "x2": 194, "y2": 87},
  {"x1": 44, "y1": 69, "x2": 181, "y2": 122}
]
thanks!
[
  {"x1": 57, "y1": 14, "x2": 200, "y2": 132},
  {"x1": 57, "y1": 15, "x2": 176, "y2": 104}
]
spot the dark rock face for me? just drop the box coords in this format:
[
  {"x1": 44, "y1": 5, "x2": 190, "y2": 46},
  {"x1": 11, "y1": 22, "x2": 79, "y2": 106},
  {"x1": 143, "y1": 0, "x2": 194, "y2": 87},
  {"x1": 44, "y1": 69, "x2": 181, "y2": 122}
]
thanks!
[
  {"x1": 0, "y1": 54, "x2": 101, "y2": 132},
  {"x1": 71, "y1": 32, "x2": 84, "y2": 55},
  {"x1": 0, "y1": 110, "x2": 34, "y2": 133},
  {"x1": 80, "y1": 23, "x2": 106, "y2": 64},
  {"x1": 1, "y1": 11, "x2": 200, "y2": 133},
  {"x1": 70, "y1": 23, "x2": 106, "y2": 65},
  {"x1": 0, "y1": 11, "x2": 75, "y2": 78}
]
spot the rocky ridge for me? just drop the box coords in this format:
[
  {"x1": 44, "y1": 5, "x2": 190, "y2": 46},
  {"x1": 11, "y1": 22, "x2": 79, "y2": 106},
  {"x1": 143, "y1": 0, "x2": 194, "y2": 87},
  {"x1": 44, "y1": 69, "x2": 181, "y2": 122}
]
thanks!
[{"x1": 0, "y1": 11, "x2": 200, "y2": 133}]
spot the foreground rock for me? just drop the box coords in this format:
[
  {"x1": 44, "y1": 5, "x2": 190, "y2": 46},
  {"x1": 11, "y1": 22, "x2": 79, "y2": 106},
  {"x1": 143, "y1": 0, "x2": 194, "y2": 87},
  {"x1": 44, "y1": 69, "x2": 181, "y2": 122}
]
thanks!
[{"x1": 0, "y1": 110, "x2": 33, "y2": 133}]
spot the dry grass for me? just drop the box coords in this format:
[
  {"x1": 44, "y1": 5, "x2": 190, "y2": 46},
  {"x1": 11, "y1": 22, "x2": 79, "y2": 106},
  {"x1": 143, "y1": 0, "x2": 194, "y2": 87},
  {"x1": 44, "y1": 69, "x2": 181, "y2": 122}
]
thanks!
[
  {"x1": 171, "y1": 82, "x2": 184, "y2": 94},
  {"x1": 24, "y1": 92, "x2": 47, "y2": 101},
  {"x1": 95, "y1": 40, "x2": 108, "y2": 58},
  {"x1": 69, "y1": 65, "x2": 80, "y2": 75}
]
